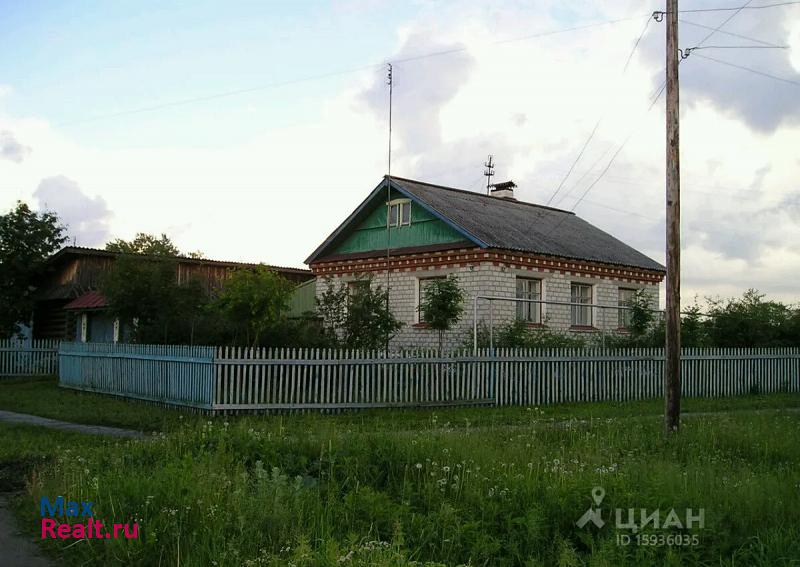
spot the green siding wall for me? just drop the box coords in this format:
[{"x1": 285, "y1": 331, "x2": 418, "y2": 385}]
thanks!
[
  {"x1": 288, "y1": 278, "x2": 317, "y2": 317},
  {"x1": 331, "y1": 190, "x2": 469, "y2": 255}
]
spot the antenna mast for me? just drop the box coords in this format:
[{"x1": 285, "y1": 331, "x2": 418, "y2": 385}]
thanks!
[{"x1": 484, "y1": 155, "x2": 495, "y2": 194}]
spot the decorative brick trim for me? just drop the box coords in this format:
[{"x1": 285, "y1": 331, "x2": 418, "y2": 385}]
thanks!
[{"x1": 310, "y1": 247, "x2": 664, "y2": 284}]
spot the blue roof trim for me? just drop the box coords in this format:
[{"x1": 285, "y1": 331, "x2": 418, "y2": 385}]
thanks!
[{"x1": 386, "y1": 178, "x2": 488, "y2": 248}]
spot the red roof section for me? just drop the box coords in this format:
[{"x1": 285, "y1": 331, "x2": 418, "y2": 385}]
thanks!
[{"x1": 64, "y1": 291, "x2": 109, "y2": 310}]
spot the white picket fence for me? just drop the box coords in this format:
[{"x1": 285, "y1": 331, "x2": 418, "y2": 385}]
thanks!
[
  {"x1": 0, "y1": 339, "x2": 60, "y2": 377},
  {"x1": 58, "y1": 343, "x2": 800, "y2": 412}
]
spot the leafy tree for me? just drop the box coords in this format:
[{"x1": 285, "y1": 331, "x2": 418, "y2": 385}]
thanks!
[
  {"x1": 211, "y1": 266, "x2": 294, "y2": 346},
  {"x1": 0, "y1": 202, "x2": 66, "y2": 337},
  {"x1": 705, "y1": 289, "x2": 798, "y2": 347},
  {"x1": 102, "y1": 233, "x2": 223, "y2": 343},
  {"x1": 680, "y1": 302, "x2": 709, "y2": 347},
  {"x1": 101, "y1": 254, "x2": 206, "y2": 343},
  {"x1": 316, "y1": 277, "x2": 348, "y2": 338},
  {"x1": 316, "y1": 276, "x2": 403, "y2": 350},
  {"x1": 105, "y1": 233, "x2": 180, "y2": 256},
  {"x1": 627, "y1": 289, "x2": 655, "y2": 338},
  {"x1": 419, "y1": 275, "x2": 465, "y2": 352}
]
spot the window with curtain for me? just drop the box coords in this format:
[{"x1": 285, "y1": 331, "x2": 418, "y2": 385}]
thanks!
[
  {"x1": 516, "y1": 277, "x2": 542, "y2": 323},
  {"x1": 618, "y1": 288, "x2": 636, "y2": 328},
  {"x1": 571, "y1": 283, "x2": 593, "y2": 326}
]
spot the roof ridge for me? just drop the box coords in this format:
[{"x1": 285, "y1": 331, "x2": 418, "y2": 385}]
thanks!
[
  {"x1": 52, "y1": 246, "x2": 311, "y2": 273},
  {"x1": 386, "y1": 175, "x2": 576, "y2": 215}
]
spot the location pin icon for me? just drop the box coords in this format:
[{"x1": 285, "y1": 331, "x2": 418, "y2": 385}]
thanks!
[{"x1": 592, "y1": 486, "x2": 605, "y2": 506}]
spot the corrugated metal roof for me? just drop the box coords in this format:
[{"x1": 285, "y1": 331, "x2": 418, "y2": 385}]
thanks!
[
  {"x1": 48, "y1": 246, "x2": 312, "y2": 276},
  {"x1": 392, "y1": 177, "x2": 665, "y2": 272},
  {"x1": 63, "y1": 291, "x2": 109, "y2": 310},
  {"x1": 307, "y1": 176, "x2": 665, "y2": 273}
]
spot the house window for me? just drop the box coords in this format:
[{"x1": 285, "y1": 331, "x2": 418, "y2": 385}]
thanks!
[
  {"x1": 618, "y1": 288, "x2": 636, "y2": 329},
  {"x1": 571, "y1": 283, "x2": 593, "y2": 327},
  {"x1": 418, "y1": 276, "x2": 445, "y2": 323},
  {"x1": 516, "y1": 277, "x2": 542, "y2": 323},
  {"x1": 388, "y1": 200, "x2": 411, "y2": 227},
  {"x1": 348, "y1": 280, "x2": 370, "y2": 295},
  {"x1": 347, "y1": 280, "x2": 370, "y2": 311}
]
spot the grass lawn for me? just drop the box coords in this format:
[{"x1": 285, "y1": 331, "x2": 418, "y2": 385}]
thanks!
[
  {"x1": 1, "y1": 376, "x2": 799, "y2": 432},
  {"x1": 0, "y1": 377, "x2": 799, "y2": 566}
]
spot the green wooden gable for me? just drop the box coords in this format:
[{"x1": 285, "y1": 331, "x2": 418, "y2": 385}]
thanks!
[{"x1": 330, "y1": 188, "x2": 469, "y2": 255}]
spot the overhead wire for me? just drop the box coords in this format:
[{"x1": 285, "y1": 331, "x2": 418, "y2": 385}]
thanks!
[
  {"x1": 679, "y1": 19, "x2": 786, "y2": 46},
  {"x1": 543, "y1": 12, "x2": 656, "y2": 207},
  {"x1": 56, "y1": 15, "x2": 643, "y2": 128},
  {"x1": 692, "y1": 52, "x2": 800, "y2": 85},
  {"x1": 542, "y1": 1, "x2": 760, "y2": 238}
]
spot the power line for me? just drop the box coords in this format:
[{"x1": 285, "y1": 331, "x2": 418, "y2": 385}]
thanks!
[
  {"x1": 555, "y1": 195, "x2": 653, "y2": 219},
  {"x1": 55, "y1": 15, "x2": 642, "y2": 128},
  {"x1": 693, "y1": 52, "x2": 800, "y2": 86},
  {"x1": 55, "y1": 62, "x2": 383, "y2": 127},
  {"x1": 648, "y1": 0, "x2": 753, "y2": 111},
  {"x1": 623, "y1": 16, "x2": 654, "y2": 72},
  {"x1": 544, "y1": 14, "x2": 655, "y2": 207},
  {"x1": 695, "y1": 0, "x2": 753, "y2": 47},
  {"x1": 550, "y1": 2, "x2": 758, "y2": 233},
  {"x1": 661, "y1": 1, "x2": 800, "y2": 14},
  {"x1": 688, "y1": 44, "x2": 787, "y2": 49},
  {"x1": 545, "y1": 120, "x2": 601, "y2": 206},
  {"x1": 554, "y1": 144, "x2": 613, "y2": 207},
  {"x1": 679, "y1": 19, "x2": 785, "y2": 47}
]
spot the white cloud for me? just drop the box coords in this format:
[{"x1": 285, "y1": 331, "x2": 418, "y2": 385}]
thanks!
[
  {"x1": 0, "y1": 130, "x2": 31, "y2": 163},
  {"x1": 34, "y1": 175, "x2": 113, "y2": 247},
  {"x1": 1, "y1": 1, "x2": 799, "y2": 306}
]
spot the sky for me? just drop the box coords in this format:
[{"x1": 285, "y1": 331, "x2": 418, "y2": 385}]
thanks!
[{"x1": 1, "y1": 0, "x2": 799, "y2": 307}]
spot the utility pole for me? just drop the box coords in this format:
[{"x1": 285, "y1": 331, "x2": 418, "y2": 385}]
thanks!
[
  {"x1": 385, "y1": 63, "x2": 393, "y2": 353},
  {"x1": 664, "y1": 0, "x2": 681, "y2": 435}
]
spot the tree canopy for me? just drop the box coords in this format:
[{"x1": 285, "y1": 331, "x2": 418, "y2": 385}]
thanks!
[
  {"x1": 419, "y1": 275, "x2": 465, "y2": 352},
  {"x1": 211, "y1": 266, "x2": 295, "y2": 347},
  {"x1": 105, "y1": 233, "x2": 181, "y2": 257},
  {"x1": 316, "y1": 276, "x2": 403, "y2": 350},
  {"x1": 0, "y1": 202, "x2": 66, "y2": 337}
]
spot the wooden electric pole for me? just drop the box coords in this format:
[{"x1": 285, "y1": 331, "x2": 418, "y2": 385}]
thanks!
[{"x1": 664, "y1": 0, "x2": 681, "y2": 434}]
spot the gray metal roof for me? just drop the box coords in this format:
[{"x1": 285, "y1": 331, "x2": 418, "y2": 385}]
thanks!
[{"x1": 308, "y1": 176, "x2": 665, "y2": 273}]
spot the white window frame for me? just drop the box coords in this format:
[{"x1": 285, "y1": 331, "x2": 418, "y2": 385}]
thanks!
[
  {"x1": 387, "y1": 198, "x2": 412, "y2": 228},
  {"x1": 515, "y1": 277, "x2": 543, "y2": 324},
  {"x1": 618, "y1": 287, "x2": 637, "y2": 329},
  {"x1": 570, "y1": 282, "x2": 594, "y2": 327},
  {"x1": 79, "y1": 313, "x2": 89, "y2": 343}
]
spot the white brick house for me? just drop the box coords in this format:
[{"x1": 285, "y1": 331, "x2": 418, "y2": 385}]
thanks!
[{"x1": 306, "y1": 176, "x2": 665, "y2": 349}]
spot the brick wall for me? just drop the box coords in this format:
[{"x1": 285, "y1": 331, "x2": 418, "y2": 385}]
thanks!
[{"x1": 315, "y1": 262, "x2": 660, "y2": 350}]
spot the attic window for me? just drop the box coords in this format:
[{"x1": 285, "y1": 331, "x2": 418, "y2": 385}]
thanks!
[{"x1": 388, "y1": 199, "x2": 412, "y2": 227}]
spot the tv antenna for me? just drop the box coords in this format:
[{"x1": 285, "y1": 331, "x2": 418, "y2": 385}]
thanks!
[{"x1": 484, "y1": 155, "x2": 495, "y2": 194}]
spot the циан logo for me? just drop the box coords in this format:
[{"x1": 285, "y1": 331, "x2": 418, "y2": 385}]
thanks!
[{"x1": 576, "y1": 486, "x2": 704, "y2": 547}]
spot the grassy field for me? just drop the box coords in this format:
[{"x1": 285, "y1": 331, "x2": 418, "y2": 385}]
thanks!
[{"x1": 1, "y1": 378, "x2": 799, "y2": 566}]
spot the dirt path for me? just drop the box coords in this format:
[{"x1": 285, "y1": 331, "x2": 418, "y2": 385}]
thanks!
[
  {"x1": 0, "y1": 495, "x2": 52, "y2": 567},
  {"x1": 0, "y1": 410, "x2": 145, "y2": 439},
  {"x1": 0, "y1": 412, "x2": 144, "y2": 566}
]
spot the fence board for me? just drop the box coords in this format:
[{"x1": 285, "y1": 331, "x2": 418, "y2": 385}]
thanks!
[
  {"x1": 59, "y1": 342, "x2": 215, "y2": 409},
  {"x1": 0, "y1": 339, "x2": 59, "y2": 377},
  {"x1": 57, "y1": 344, "x2": 800, "y2": 413}
]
